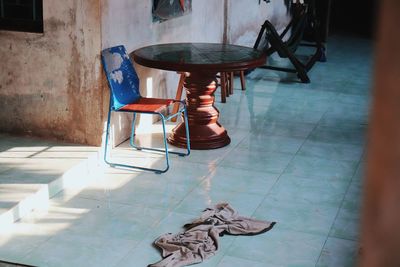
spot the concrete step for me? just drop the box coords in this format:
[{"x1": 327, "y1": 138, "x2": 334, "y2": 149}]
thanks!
[{"x1": 0, "y1": 134, "x2": 100, "y2": 227}]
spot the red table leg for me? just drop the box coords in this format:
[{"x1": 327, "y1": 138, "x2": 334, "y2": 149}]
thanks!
[{"x1": 168, "y1": 71, "x2": 231, "y2": 149}]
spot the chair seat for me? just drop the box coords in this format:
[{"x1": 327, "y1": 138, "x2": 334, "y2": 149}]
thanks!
[{"x1": 119, "y1": 97, "x2": 174, "y2": 113}]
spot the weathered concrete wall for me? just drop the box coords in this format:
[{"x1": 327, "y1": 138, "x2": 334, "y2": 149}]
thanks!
[{"x1": 0, "y1": 0, "x2": 103, "y2": 145}]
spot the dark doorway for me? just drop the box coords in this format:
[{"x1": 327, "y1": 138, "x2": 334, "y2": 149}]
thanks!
[{"x1": 329, "y1": 0, "x2": 378, "y2": 37}]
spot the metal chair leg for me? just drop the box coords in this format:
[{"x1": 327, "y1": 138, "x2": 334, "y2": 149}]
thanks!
[
  {"x1": 104, "y1": 100, "x2": 190, "y2": 173},
  {"x1": 103, "y1": 104, "x2": 113, "y2": 166},
  {"x1": 182, "y1": 105, "x2": 191, "y2": 156},
  {"x1": 159, "y1": 114, "x2": 170, "y2": 173},
  {"x1": 129, "y1": 115, "x2": 185, "y2": 155},
  {"x1": 129, "y1": 113, "x2": 140, "y2": 149},
  {"x1": 104, "y1": 111, "x2": 170, "y2": 173}
]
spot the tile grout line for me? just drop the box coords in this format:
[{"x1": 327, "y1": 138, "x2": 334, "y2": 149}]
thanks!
[
  {"x1": 220, "y1": 87, "x2": 333, "y2": 266},
  {"x1": 110, "y1": 163, "x2": 231, "y2": 267},
  {"x1": 248, "y1": 100, "x2": 326, "y2": 219},
  {"x1": 314, "y1": 152, "x2": 364, "y2": 266},
  {"x1": 299, "y1": 97, "x2": 349, "y2": 267},
  {"x1": 251, "y1": 99, "x2": 334, "y2": 266}
]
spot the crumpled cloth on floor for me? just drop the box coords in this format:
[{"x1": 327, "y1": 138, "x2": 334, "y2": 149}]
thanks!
[{"x1": 148, "y1": 203, "x2": 275, "y2": 267}]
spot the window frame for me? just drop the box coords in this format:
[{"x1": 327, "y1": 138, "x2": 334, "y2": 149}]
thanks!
[{"x1": 0, "y1": 0, "x2": 43, "y2": 33}]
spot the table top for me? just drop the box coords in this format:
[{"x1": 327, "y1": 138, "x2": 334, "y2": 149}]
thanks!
[{"x1": 131, "y1": 43, "x2": 266, "y2": 72}]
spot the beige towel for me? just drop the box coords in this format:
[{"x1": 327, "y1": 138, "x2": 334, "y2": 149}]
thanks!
[{"x1": 149, "y1": 203, "x2": 275, "y2": 267}]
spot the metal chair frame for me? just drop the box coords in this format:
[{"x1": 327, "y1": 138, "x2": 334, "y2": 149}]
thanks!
[
  {"x1": 104, "y1": 100, "x2": 190, "y2": 174},
  {"x1": 102, "y1": 46, "x2": 190, "y2": 174}
]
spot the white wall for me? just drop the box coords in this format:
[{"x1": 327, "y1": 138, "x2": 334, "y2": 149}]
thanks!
[
  {"x1": 101, "y1": 0, "x2": 290, "y2": 145},
  {"x1": 101, "y1": 0, "x2": 225, "y2": 145},
  {"x1": 228, "y1": 1, "x2": 290, "y2": 47}
]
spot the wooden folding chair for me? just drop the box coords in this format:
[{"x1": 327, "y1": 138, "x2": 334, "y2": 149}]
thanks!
[{"x1": 253, "y1": 0, "x2": 325, "y2": 83}]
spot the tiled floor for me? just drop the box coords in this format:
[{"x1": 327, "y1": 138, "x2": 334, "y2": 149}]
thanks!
[{"x1": 0, "y1": 34, "x2": 372, "y2": 267}]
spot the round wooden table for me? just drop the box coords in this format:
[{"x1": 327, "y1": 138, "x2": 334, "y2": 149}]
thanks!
[{"x1": 132, "y1": 43, "x2": 266, "y2": 149}]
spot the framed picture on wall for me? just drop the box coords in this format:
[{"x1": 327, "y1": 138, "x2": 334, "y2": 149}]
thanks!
[{"x1": 152, "y1": 0, "x2": 192, "y2": 22}]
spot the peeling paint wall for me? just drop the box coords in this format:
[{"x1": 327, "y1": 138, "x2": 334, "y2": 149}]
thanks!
[{"x1": 0, "y1": 0, "x2": 103, "y2": 145}]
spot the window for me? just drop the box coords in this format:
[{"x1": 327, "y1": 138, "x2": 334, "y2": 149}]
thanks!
[{"x1": 0, "y1": 0, "x2": 43, "y2": 33}]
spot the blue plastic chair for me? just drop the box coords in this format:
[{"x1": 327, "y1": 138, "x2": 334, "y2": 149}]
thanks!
[{"x1": 101, "y1": 45, "x2": 190, "y2": 173}]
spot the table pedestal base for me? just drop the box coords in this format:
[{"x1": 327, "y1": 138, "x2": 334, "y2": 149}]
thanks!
[{"x1": 168, "y1": 72, "x2": 231, "y2": 150}]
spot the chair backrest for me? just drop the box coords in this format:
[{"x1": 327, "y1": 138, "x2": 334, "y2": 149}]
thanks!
[
  {"x1": 101, "y1": 45, "x2": 141, "y2": 110},
  {"x1": 254, "y1": 1, "x2": 308, "y2": 56}
]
